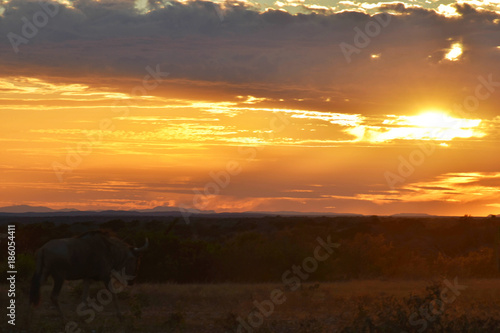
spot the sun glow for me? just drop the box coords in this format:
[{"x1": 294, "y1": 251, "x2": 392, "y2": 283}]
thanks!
[
  {"x1": 396, "y1": 111, "x2": 483, "y2": 140},
  {"x1": 352, "y1": 111, "x2": 486, "y2": 142},
  {"x1": 445, "y1": 42, "x2": 463, "y2": 61},
  {"x1": 406, "y1": 111, "x2": 471, "y2": 128}
]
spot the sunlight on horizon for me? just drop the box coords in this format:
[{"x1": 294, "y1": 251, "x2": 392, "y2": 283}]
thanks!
[{"x1": 365, "y1": 111, "x2": 485, "y2": 142}]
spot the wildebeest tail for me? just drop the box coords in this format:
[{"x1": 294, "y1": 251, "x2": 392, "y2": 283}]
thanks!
[{"x1": 29, "y1": 249, "x2": 44, "y2": 306}]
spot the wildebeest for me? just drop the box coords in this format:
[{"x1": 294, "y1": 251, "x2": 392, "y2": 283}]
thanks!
[{"x1": 29, "y1": 229, "x2": 148, "y2": 319}]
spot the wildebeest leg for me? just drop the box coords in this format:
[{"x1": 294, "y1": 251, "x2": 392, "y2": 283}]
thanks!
[
  {"x1": 81, "y1": 279, "x2": 91, "y2": 304},
  {"x1": 105, "y1": 279, "x2": 123, "y2": 322},
  {"x1": 50, "y1": 276, "x2": 65, "y2": 319},
  {"x1": 112, "y1": 291, "x2": 123, "y2": 322}
]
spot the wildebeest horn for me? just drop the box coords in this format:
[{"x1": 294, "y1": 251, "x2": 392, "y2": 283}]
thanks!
[{"x1": 134, "y1": 238, "x2": 149, "y2": 252}]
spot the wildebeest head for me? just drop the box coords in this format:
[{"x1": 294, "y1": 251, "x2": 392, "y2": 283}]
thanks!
[{"x1": 121, "y1": 238, "x2": 149, "y2": 285}]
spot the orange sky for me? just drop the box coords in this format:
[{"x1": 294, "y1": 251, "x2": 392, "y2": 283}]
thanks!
[{"x1": 1, "y1": 0, "x2": 500, "y2": 215}]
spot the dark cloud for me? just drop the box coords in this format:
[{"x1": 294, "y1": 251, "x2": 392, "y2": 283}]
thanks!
[{"x1": 1, "y1": 0, "x2": 500, "y2": 116}]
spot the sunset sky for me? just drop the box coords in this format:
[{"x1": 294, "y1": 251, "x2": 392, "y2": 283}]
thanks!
[{"x1": 1, "y1": 0, "x2": 500, "y2": 215}]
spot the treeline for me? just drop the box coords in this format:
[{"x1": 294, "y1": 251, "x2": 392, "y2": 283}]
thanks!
[{"x1": 1, "y1": 215, "x2": 500, "y2": 283}]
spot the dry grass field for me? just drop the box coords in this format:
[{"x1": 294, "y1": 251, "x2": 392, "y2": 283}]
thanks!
[{"x1": 4, "y1": 279, "x2": 500, "y2": 332}]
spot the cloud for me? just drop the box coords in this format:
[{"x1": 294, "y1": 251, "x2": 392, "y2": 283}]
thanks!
[{"x1": 0, "y1": 0, "x2": 499, "y2": 118}]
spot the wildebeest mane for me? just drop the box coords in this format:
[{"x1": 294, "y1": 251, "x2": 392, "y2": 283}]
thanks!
[
  {"x1": 76, "y1": 230, "x2": 134, "y2": 268},
  {"x1": 76, "y1": 229, "x2": 132, "y2": 247}
]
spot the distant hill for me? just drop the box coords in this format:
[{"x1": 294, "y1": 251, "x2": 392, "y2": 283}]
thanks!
[
  {"x1": 0, "y1": 205, "x2": 79, "y2": 213},
  {"x1": 136, "y1": 206, "x2": 215, "y2": 214},
  {"x1": 246, "y1": 210, "x2": 364, "y2": 217},
  {"x1": 391, "y1": 213, "x2": 435, "y2": 217},
  {"x1": 0, "y1": 205, "x2": 213, "y2": 216},
  {"x1": 0, "y1": 205, "x2": 463, "y2": 218},
  {"x1": 0, "y1": 205, "x2": 361, "y2": 217}
]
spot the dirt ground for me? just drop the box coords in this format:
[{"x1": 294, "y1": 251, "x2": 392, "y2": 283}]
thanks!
[{"x1": 3, "y1": 279, "x2": 500, "y2": 332}]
